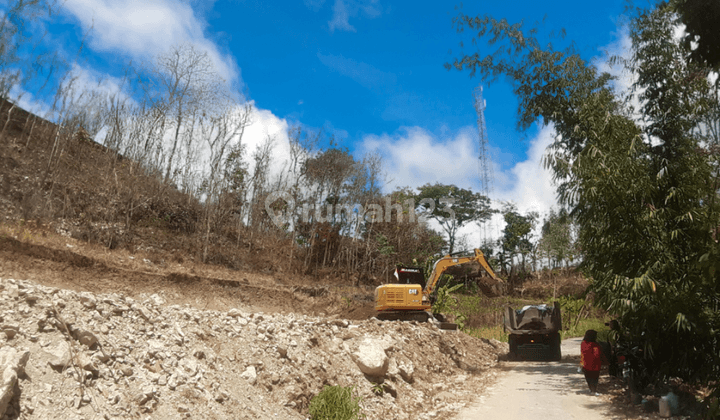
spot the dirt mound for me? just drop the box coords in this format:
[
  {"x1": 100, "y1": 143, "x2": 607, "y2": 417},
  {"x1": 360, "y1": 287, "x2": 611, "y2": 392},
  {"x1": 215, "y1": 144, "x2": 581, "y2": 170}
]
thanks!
[{"x1": 0, "y1": 277, "x2": 506, "y2": 419}]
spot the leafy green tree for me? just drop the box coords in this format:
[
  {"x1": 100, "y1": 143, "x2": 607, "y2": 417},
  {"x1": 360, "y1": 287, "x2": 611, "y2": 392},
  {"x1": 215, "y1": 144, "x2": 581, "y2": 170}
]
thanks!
[
  {"x1": 538, "y1": 208, "x2": 576, "y2": 268},
  {"x1": 447, "y1": 4, "x2": 720, "y2": 386},
  {"x1": 499, "y1": 203, "x2": 537, "y2": 279},
  {"x1": 670, "y1": 0, "x2": 720, "y2": 70},
  {"x1": 415, "y1": 183, "x2": 492, "y2": 254}
]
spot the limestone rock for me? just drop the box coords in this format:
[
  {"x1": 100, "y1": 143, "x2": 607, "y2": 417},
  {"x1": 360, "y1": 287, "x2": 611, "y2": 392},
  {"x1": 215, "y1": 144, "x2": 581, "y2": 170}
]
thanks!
[
  {"x1": 398, "y1": 360, "x2": 415, "y2": 383},
  {"x1": 0, "y1": 347, "x2": 30, "y2": 416},
  {"x1": 2, "y1": 325, "x2": 19, "y2": 339},
  {"x1": 349, "y1": 337, "x2": 391, "y2": 377},
  {"x1": 75, "y1": 353, "x2": 98, "y2": 375},
  {"x1": 45, "y1": 340, "x2": 71, "y2": 370},
  {"x1": 240, "y1": 366, "x2": 257, "y2": 385},
  {"x1": 75, "y1": 329, "x2": 99, "y2": 348},
  {"x1": 79, "y1": 293, "x2": 96, "y2": 309}
]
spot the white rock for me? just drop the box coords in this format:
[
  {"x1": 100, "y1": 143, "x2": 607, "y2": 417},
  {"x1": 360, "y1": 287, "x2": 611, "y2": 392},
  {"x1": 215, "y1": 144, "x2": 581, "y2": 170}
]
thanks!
[
  {"x1": 133, "y1": 304, "x2": 154, "y2": 323},
  {"x1": 181, "y1": 358, "x2": 198, "y2": 376},
  {"x1": 0, "y1": 347, "x2": 30, "y2": 416},
  {"x1": 79, "y1": 293, "x2": 96, "y2": 309},
  {"x1": 45, "y1": 340, "x2": 71, "y2": 369},
  {"x1": 398, "y1": 360, "x2": 415, "y2": 383},
  {"x1": 149, "y1": 294, "x2": 166, "y2": 306},
  {"x1": 349, "y1": 337, "x2": 392, "y2": 377},
  {"x1": 240, "y1": 366, "x2": 257, "y2": 385}
]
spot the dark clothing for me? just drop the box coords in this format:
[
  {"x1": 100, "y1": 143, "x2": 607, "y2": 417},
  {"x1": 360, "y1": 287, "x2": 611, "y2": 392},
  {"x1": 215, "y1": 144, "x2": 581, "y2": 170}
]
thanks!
[{"x1": 583, "y1": 368, "x2": 600, "y2": 392}]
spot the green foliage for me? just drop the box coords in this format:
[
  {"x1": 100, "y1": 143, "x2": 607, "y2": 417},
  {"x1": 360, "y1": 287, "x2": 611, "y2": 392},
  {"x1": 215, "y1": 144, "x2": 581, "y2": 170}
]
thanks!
[
  {"x1": 557, "y1": 296, "x2": 584, "y2": 327},
  {"x1": 561, "y1": 317, "x2": 608, "y2": 342},
  {"x1": 415, "y1": 183, "x2": 492, "y2": 254},
  {"x1": 465, "y1": 325, "x2": 508, "y2": 342},
  {"x1": 538, "y1": 208, "x2": 577, "y2": 268},
  {"x1": 497, "y1": 203, "x2": 537, "y2": 276},
  {"x1": 308, "y1": 385, "x2": 364, "y2": 420},
  {"x1": 432, "y1": 283, "x2": 463, "y2": 315},
  {"x1": 447, "y1": 4, "x2": 720, "y2": 386},
  {"x1": 670, "y1": 0, "x2": 720, "y2": 69},
  {"x1": 432, "y1": 283, "x2": 468, "y2": 330},
  {"x1": 375, "y1": 234, "x2": 394, "y2": 256}
]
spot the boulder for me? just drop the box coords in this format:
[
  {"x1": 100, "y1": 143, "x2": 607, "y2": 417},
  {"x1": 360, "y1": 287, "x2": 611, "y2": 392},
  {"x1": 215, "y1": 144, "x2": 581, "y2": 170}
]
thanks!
[{"x1": 349, "y1": 337, "x2": 392, "y2": 377}]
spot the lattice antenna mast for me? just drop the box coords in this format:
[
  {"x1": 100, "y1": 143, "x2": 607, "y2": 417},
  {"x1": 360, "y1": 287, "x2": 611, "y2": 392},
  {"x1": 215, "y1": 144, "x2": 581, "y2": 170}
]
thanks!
[{"x1": 473, "y1": 85, "x2": 494, "y2": 243}]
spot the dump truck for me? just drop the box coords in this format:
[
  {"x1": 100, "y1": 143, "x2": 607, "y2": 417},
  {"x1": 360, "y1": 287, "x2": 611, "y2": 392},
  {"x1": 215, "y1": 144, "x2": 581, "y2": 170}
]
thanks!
[{"x1": 504, "y1": 302, "x2": 562, "y2": 361}]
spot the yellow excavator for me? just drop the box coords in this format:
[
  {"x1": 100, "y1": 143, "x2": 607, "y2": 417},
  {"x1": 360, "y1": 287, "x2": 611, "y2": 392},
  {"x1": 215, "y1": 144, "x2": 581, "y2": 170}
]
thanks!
[{"x1": 374, "y1": 249, "x2": 503, "y2": 326}]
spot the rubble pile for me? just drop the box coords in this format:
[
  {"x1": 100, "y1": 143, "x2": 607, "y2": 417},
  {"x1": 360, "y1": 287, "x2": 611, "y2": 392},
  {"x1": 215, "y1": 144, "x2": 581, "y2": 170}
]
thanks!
[{"x1": 0, "y1": 277, "x2": 506, "y2": 419}]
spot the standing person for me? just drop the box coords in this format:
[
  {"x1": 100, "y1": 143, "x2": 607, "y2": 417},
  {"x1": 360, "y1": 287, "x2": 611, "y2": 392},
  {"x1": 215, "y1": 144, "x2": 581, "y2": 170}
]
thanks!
[{"x1": 581, "y1": 329, "x2": 603, "y2": 395}]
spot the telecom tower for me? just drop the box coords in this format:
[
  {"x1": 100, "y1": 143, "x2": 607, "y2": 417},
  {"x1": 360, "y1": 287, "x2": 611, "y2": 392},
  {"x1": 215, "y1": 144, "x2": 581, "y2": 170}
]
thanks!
[{"x1": 473, "y1": 85, "x2": 494, "y2": 243}]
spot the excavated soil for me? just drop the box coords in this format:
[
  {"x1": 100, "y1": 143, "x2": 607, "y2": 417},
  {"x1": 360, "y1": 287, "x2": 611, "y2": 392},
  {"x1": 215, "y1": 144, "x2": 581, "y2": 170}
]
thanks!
[{"x1": 0, "y1": 229, "x2": 508, "y2": 420}]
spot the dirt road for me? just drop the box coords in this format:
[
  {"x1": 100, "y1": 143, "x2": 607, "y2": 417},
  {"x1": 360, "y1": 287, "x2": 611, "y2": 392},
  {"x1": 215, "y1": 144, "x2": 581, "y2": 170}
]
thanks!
[{"x1": 454, "y1": 338, "x2": 624, "y2": 420}]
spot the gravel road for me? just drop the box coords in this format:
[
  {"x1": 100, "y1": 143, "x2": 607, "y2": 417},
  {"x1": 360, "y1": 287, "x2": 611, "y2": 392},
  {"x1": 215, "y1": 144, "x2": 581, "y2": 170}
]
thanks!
[{"x1": 454, "y1": 337, "x2": 623, "y2": 420}]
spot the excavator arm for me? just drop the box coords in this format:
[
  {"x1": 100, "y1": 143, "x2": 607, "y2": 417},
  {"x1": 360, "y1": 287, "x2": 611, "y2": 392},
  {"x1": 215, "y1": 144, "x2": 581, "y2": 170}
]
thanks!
[
  {"x1": 375, "y1": 248, "x2": 503, "y2": 315},
  {"x1": 423, "y1": 248, "x2": 501, "y2": 301}
]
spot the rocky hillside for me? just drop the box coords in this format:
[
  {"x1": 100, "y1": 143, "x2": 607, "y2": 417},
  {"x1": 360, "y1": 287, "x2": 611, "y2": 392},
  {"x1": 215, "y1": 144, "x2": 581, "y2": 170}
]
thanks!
[{"x1": 0, "y1": 277, "x2": 507, "y2": 420}]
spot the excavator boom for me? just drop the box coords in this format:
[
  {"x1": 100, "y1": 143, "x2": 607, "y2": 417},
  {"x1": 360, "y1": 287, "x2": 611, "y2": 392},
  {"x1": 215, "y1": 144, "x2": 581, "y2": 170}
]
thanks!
[{"x1": 374, "y1": 249, "x2": 503, "y2": 320}]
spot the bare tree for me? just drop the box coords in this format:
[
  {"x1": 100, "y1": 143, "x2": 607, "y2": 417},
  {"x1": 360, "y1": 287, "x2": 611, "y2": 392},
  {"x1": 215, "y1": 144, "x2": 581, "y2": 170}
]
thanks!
[
  {"x1": 199, "y1": 102, "x2": 253, "y2": 262},
  {"x1": 143, "y1": 44, "x2": 226, "y2": 184}
]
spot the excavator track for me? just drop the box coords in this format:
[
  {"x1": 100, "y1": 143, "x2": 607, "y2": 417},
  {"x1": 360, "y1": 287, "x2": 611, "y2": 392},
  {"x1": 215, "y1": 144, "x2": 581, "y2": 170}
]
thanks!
[{"x1": 375, "y1": 311, "x2": 458, "y2": 330}]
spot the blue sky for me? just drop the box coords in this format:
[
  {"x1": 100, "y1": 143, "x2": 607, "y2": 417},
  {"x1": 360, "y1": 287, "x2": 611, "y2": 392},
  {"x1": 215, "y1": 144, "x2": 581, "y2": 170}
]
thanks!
[
  {"x1": 215, "y1": 0, "x2": 626, "y2": 163},
  {"x1": 10, "y1": 0, "x2": 633, "y2": 242}
]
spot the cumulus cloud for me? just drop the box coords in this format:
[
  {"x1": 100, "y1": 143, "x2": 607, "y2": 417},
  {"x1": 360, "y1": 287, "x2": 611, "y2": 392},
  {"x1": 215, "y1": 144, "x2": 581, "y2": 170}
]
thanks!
[
  {"x1": 594, "y1": 23, "x2": 634, "y2": 95},
  {"x1": 359, "y1": 126, "x2": 479, "y2": 191},
  {"x1": 493, "y1": 125, "x2": 558, "y2": 216},
  {"x1": 357, "y1": 123, "x2": 560, "y2": 246},
  {"x1": 243, "y1": 105, "x2": 293, "y2": 181},
  {"x1": 61, "y1": 0, "x2": 241, "y2": 87}
]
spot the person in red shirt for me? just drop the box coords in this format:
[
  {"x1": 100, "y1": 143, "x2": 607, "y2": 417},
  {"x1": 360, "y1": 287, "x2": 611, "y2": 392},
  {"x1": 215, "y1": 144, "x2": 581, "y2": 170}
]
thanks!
[{"x1": 581, "y1": 329, "x2": 603, "y2": 394}]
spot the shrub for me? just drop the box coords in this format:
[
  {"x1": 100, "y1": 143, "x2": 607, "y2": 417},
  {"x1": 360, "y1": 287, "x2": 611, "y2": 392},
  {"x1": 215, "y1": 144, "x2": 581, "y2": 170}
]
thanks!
[{"x1": 308, "y1": 385, "x2": 364, "y2": 420}]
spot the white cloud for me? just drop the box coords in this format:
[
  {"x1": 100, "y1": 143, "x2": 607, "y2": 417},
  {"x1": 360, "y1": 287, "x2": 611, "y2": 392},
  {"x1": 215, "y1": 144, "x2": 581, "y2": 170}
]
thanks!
[
  {"x1": 329, "y1": 0, "x2": 355, "y2": 33},
  {"x1": 359, "y1": 126, "x2": 479, "y2": 191},
  {"x1": 242, "y1": 105, "x2": 295, "y2": 186},
  {"x1": 323, "y1": 0, "x2": 383, "y2": 33},
  {"x1": 594, "y1": 23, "x2": 634, "y2": 95},
  {"x1": 357, "y1": 123, "x2": 560, "y2": 247},
  {"x1": 493, "y1": 125, "x2": 557, "y2": 216},
  {"x1": 61, "y1": 0, "x2": 240, "y2": 87}
]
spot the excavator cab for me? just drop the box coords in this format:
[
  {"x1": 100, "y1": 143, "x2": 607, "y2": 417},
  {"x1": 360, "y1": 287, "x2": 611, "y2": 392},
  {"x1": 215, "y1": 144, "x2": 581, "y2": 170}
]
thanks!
[
  {"x1": 394, "y1": 266, "x2": 425, "y2": 289},
  {"x1": 374, "y1": 249, "x2": 504, "y2": 327}
]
